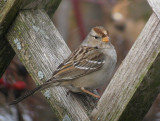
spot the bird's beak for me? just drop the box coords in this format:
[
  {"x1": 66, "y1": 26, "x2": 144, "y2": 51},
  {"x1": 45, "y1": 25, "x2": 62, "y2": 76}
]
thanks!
[{"x1": 102, "y1": 36, "x2": 109, "y2": 42}]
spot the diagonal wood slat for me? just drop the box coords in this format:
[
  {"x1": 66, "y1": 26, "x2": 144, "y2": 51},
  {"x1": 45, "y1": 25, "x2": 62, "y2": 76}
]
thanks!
[
  {"x1": 0, "y1": 0, "x2": 21, "y2": 77},
  {"x1": 91, "y1": 6, "x2": 160, "y2": 121},
  {"x1": 4, "y1": 0, "x2": 160, "y2": 121},
  {"x1": 0, "y1": 0, "x2": 61, "y2": 77},
  {"x1": 6, "y1": 9, "x2": 95, "y2": 121},
  {"x1": 147, "y1": 0, "x2": 160, "y2": 19}
]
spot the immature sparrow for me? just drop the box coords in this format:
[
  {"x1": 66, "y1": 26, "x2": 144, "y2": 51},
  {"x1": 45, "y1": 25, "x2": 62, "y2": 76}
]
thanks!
[{"x1": 10, "y1": 26, "x2": 117, "y2": 105}]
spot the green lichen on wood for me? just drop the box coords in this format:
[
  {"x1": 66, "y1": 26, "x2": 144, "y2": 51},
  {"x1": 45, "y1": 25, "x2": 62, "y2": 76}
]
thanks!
[{"x1": 118, "y1": 54, "x2": 160, "y2": 121}]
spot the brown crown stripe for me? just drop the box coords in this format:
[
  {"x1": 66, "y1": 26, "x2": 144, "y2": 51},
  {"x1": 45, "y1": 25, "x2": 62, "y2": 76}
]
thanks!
[{"x1": 93, "y1": 27, "x2": 106, "y2": 37}]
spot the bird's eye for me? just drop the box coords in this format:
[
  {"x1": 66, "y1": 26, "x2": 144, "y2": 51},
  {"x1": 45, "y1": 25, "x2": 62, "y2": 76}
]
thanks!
[{"x1": 94, "y1": 36, "x2": 99, "y2": 39}]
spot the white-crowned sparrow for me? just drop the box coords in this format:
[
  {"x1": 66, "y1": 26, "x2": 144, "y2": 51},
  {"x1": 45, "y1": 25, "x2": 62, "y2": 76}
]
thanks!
[{"x1": 10, "y1": 26, "x2": 117, "y2": 105}]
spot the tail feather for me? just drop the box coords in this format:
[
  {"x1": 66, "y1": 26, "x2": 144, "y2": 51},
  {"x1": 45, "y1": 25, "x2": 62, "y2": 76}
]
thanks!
[{"x1": 10, "y1": 83, "x2": 49, "y2": 105}]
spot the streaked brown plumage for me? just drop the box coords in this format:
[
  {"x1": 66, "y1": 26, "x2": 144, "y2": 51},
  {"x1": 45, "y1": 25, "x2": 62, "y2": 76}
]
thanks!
[{"x1": 52, "y1": 46, "x2": 105, "y2": 79}]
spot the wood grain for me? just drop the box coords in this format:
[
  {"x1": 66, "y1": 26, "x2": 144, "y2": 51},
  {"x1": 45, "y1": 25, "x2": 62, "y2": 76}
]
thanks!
[
  {"x1": 91, "y1": 13, "x2": 160, "y2": 121},
  {"x1": 0, "y1": 0, "x2": 61, "y2": 76},
  {"x1": 6, "y1": 9, "x2": 94, "y2": 121},
  {"x1": 147, "y1": 0, "x2": 160, "y2": 19},
  {"x1": 0, "y1": 0, "x2": 21, "y2": 76},
  {"x1": 20, "y1": 0, "x2": 62, "y2": 17}
]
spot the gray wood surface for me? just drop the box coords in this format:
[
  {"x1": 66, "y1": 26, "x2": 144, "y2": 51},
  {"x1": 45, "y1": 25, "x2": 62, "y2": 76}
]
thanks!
[
  {"x1": 0, "y1": 0, "x2": 61, "y2": 77},
  {"x1": 4, "y1": 0, "x2": 160, "y2": 121},
  {"x1": 147, "y1": 0, "x2": 160, "y2": 19},
  {"x1": 6, "y1": 9, "x2": 96, "y2": 121},
  {"x1": 0, "y1": 0, "x2": 21, "y2": 76},
  {"x1": 91, "y1": 12, "x2": 160, "y2": 121},
  {"x1": 20, "y1": 0, "x2": 62, "y2": 17}
]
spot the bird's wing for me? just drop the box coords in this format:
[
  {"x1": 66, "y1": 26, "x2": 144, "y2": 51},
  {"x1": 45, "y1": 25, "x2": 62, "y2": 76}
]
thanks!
[
  {"x1": 9, "y1": 46, "x2": 105, "y2": 104},
  {"x1": 51, "y1": 46, "x2": 105, "y2": 81}
]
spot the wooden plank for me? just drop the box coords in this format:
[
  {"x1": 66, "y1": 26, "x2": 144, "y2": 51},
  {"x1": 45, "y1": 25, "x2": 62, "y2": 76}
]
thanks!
[
  {"x1": 20, "y1": 0, "x2": 62, "y2": 17},
  {"x1": 0, "y1": 0, "x2": 21, "y2": 76},
  {"x1": 0, "y1": 0, "x2": 61, "y2": 76},
  {"x1": 147, "y1": 0, "x2": 160, "y2": 19},
  {"x1": 91, "y1": 13, "x2": 160, "y2": 121},
  {"x1": 6, "y1": 9, "x2": 96, "y2": 121},
  {"x1": 118, "y1": 1, "x2": 160, "y2": 120},
  {"x1": 0, "y1": 0, "x2": 21, "y2": 38},
  {"x1": 0, "y1": 0, "x2": 61, "y2": 38}
]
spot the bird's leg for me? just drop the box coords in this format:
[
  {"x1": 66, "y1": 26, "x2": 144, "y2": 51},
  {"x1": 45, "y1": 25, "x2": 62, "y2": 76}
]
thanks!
[{"x1": 80, "y1": 87, "x2": 100, "y2": 99}]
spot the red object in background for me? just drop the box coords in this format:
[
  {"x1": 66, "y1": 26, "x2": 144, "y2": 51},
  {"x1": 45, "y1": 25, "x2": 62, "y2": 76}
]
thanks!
[
  {"x1": 0, "y1": 78, "x2": 4, "y2": 85},
  {"x1": 0, "y1": 77, "x2": 27, "y2": 99},
  {"x1": 12, "y1": 81, "x2": 27, "y2": 90},
  {"x1": 0, "y1": 78, "x2": 27, "y2": 90},
  {"x1": 71, "y1": 0, "x2": 86, "y2": 41},
  {"x1": 0, "y1": 78, "x2": 12, "y2": 89}
]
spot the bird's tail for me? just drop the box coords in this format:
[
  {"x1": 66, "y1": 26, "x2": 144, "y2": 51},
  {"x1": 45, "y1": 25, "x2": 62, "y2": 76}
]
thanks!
[{"x1": 9, "y1": 81, "x2": 58, "y2": 105}]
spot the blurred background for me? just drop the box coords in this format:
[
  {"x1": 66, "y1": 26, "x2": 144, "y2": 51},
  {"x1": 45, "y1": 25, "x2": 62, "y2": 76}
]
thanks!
[{"x1": 1, "y1": 0, "x2": 157, "y2": 121}]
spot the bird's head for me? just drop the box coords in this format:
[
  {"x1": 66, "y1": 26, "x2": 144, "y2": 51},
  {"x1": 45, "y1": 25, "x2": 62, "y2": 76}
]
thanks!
[{"x1": 82, "y1": 26, "x2": 111, "y2": 48}]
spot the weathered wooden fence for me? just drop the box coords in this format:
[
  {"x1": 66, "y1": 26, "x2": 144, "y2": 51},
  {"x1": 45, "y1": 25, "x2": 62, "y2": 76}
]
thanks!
[{"x1": 1, "y1": 0, "x2": 160, "y2": 121}]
